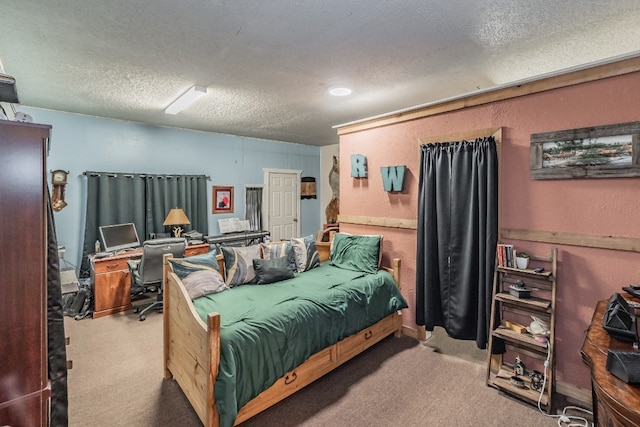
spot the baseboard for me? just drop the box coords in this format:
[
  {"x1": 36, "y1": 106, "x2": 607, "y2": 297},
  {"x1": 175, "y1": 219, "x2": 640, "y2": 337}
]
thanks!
[
  {"x1": 556, "y1": 381, "x2": 592, "y2": 410},
  {"x1": 402, "y1": 325, "x2": 428, "y2": 341}
]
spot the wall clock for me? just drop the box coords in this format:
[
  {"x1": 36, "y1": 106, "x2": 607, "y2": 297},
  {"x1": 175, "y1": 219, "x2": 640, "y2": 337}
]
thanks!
[{"x1": 51, "y1": 169, "x2": 69, "y2": 211}]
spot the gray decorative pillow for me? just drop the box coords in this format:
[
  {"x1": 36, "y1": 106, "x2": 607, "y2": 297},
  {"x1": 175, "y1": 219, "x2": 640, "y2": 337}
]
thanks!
[
  {"x1": 168, "y1": 251, "x2": 220, "y2": 279},
  {"x1": 291, "y1": 234, "x2": 320, "y2": 273},
  {"x1": 222, "y1": 244, "x2": 262, "y2": 287},
  {"x1": 182, "y1": 270, "x2": 229, "y2": 300},
  {"x1": 261, "y1": 241, "x2": 297, "y2": 271},
  {"x1": 253, "y1": 256, "x2": 295, "y2": 285}
]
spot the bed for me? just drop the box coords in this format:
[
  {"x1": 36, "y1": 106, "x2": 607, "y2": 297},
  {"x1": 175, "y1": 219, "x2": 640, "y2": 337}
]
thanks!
[{"x1": 162, "y1": 233, "x2": 408, "y2": 427}]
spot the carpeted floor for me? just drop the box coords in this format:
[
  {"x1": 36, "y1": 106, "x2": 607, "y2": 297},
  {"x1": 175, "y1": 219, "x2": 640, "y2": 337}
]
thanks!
[
  {"x1": 420, "y1": 326, "x2": 487, "y2": 365},
  {"x1": 65, "y1": 312, "x2": 561, "y2": 426}
]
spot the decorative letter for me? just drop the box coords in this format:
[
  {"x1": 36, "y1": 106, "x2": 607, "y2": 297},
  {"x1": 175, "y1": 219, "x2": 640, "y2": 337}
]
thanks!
[
  {"x1": 380, "y1": 166, "x2": 406, "y2": 192},
  {"x1": 351, "y1": 154, "x2": 367, "y2": 178}
]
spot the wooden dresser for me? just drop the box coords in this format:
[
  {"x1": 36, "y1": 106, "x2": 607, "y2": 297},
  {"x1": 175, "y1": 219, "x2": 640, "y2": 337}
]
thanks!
[
  {"x1": 581, "y1": 299, "x2": 640, "y2": 426},
  {"x1": 0, "y1": 121, "x2": 52, "y2": 426},
  {"x1": 91, "y1": 243, "x2": 209, "y2": 318}
]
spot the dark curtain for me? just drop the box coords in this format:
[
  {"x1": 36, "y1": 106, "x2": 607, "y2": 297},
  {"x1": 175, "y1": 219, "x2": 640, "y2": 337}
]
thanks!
[
  {"x1": 245, "y1": 187, "x2": 263, "y2": 231},
  {"x1": 415, "y1": 137, "x2": 498, "y2": 349},
  {"x1": 80, "y1": 173, "x2": 146, "y2": 275},
  {"x1": 80, "y1": 172, "x2": 207, "y2": 276},
  {"x1": 146, "y1": 174, "x2": 208, "y2": 235},
  {"x1": 46, "y1": 188, "x2": 68, "y2": 426}
]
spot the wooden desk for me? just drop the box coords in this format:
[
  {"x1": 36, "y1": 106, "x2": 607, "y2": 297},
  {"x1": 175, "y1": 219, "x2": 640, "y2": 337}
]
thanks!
[
  {"x1": 581, "y1": 299, "x2": 640, "y2": 426},
  {"x1": 90, "y1": 243, "x2": 209, "y2": 318}
]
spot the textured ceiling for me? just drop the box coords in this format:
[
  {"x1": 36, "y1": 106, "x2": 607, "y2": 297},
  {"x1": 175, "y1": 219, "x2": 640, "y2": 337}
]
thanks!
[{"x1": 1, "y1": 1, "x2": 640, "y2": 146}]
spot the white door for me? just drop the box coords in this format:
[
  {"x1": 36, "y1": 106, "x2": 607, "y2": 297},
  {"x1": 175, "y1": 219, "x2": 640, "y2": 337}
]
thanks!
[{"x1": 265, "y1": 170, "x2": 300, "y2": 241}]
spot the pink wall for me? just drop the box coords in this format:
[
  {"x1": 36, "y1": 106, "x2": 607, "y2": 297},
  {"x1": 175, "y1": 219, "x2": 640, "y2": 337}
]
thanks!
[{"x1": 339, "y1": 71, "x2": 640, "y2": 391}]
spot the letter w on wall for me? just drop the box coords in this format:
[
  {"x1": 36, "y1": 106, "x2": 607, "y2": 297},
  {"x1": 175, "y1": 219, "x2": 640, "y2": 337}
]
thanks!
[{"x1": 380, "y1": 166, "x2": 406, "y2": 192}]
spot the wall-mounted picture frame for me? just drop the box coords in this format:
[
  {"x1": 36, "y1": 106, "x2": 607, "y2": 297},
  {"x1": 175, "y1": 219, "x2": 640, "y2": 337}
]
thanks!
[
  {"x1": 530, "y1": 121, "x2": 640, "y2": 179},
  {"x1": 212, "y1": 186, "x2": 234, "y2": 214}
]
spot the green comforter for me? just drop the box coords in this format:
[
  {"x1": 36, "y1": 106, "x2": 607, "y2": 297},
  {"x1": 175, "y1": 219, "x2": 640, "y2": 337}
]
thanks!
[{"x1": 192, "y1": 263, "x2": 408, "y2": 427}]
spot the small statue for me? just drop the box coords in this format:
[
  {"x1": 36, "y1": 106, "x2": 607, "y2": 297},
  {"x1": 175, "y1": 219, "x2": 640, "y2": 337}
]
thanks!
[{"x1": 514, "y1": 355, "x2": 526, "y2": 376}]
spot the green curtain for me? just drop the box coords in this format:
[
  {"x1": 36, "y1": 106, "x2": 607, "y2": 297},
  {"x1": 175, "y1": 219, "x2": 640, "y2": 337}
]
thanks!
[
  {"x1": 80, "y1": 172, "x2": 207, "y2": 276},
  {"x1": 145, "y1": 174, "x2": 208, "y2": 235}
]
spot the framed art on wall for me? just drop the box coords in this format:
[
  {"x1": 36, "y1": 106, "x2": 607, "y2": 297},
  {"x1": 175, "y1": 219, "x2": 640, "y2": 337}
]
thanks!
[
  {"x1": 530, "y1": 121, "x2": 640, "y2": 179},
  {"x1": 212, "y1": 186, "x2": 234, "y2": 214}
]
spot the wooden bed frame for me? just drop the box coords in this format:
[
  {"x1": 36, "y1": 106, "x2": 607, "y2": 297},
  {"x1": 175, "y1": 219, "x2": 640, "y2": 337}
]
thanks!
[{"x1": 162, "y1": 248, "x2": 403, "y2": 427}]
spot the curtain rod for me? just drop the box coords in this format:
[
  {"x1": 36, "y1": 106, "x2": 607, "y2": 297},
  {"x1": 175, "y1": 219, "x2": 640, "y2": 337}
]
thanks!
[{"x1": 82, "y1": 171, "x2": 210, "y2": 180}]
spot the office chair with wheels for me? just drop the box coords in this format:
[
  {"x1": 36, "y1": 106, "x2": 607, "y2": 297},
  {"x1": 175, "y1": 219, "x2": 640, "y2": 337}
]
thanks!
[{"x1": 128, "y1": 237, "x2": 186, "y2": 321}]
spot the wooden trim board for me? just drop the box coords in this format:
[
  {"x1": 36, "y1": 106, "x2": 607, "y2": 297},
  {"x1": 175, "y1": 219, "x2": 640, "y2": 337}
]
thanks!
[
  {"x1": 336, "y1": 56, "x2": 640, "y2": 135},
  {"x1": 418, "y1": 127, "x2": 502, "y2": 145},
  {"x1": 338, "y1": 214, "x2": 418, "y2": 230},
  {"x1": 501, "y1": 228, "x2": 640, "y2": 253}
]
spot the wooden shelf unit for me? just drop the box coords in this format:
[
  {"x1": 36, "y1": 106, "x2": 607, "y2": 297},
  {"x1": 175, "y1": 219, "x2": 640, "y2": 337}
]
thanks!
[{"x1": 486, "y1": 247, "x2": 558, "y2": 413}]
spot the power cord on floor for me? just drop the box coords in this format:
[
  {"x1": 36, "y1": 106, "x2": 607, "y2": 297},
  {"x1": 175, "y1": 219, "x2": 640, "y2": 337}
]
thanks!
[{"x1": 535, "y1": 340, "x2": 593, "y2": 426}]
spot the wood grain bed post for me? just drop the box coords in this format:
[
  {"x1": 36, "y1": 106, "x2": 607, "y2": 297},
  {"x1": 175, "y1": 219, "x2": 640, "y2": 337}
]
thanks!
[
  {"x1": 206, "y1": 313, "x2": 221, "y2": 427},
  {"x1": 392, "y1": 258, "x2": 403, "y2": 337},
  {"x1": 163, "y1": 253, "x2": 174, "y2": 379},
  {"x1": 392, "y1": 258, "x2": 401, "y2": 289}
]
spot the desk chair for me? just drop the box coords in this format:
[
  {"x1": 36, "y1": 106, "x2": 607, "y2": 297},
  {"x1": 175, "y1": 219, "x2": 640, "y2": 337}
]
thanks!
[{"x1": 128, "y1": 237, "x2": 186, "y2": 321}]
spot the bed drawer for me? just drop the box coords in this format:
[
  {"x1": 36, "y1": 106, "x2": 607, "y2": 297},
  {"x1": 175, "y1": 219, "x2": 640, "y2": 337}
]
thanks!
[
  {"x1": 236, "y1": 346, "x2": 336, "y2": 423},
  {"x1": 336, "y1": 314, "x2": 398, "y2": 362},
  {"x1": 274, "y1": 346, "x2": 335, "y2": 393}
]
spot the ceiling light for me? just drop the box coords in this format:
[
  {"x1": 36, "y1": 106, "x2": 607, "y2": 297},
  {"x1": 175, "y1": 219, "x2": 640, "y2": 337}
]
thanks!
[
  {"x1": 329, "y1": 86, "x2": 352, "y2": 96},
  {"x1": 165, "y1": 85, "x2": 207, "y2": 115}
]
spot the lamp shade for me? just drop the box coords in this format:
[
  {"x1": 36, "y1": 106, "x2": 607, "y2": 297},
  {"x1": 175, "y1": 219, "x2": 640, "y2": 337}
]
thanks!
[{"x1": 163, "y1": 208, "x2": 190, "y2": 226}]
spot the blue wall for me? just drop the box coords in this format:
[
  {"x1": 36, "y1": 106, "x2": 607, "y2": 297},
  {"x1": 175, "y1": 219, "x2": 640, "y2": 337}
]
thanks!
[{"x1": 22, "y1": 108, "x2": 321, "y2": 272}]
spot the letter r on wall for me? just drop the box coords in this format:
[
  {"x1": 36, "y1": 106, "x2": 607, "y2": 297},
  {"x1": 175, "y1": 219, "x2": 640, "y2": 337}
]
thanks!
[{"x1": 351, "y1": 154, "x2": 368, "y2": 178}]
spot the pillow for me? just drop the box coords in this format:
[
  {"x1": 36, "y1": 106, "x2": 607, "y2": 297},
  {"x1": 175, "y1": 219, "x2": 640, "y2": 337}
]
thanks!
[
  {"x1": 182, "y1": 270, "x2": 229, "y2": 300},
  {"x1": 253, "y1": 256, "x2": 295, "y2": 285},
  {"x1": 291, "y1": 234, "x2": 321, "y2": 273},
  {"x1": 330, "y1": 232, "x2": 384, "y2": 268},
  {"x1": 221, "y1": 244, "x2": 262, "y2": 287},
  {"x1": 261, "y1": 241, "x2": 297, "y2": 271},
  {"x1": 168, "y1": 251, "x2": 220, "y2": 280},
  {"x1": 329, "y1": 233, "x2": 382, "y2": 274}
]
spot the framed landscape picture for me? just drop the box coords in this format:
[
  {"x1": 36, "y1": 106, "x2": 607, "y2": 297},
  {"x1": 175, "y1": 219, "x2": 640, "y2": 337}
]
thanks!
[
  {"x1": 530, "y1": 121, "x2": 640, "y2": 179},
  {"x1": 212, "y1": 186, "x2": 234, "y2": 214}
]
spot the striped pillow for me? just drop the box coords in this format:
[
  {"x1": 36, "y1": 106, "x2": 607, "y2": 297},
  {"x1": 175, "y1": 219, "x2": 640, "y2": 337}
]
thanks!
[
  {"x1": 261, "y1": 241, "x2": 297, "y2": 271},
  {"x1": 291, "y1": 234, "x2": 320, "y2": 273},
  {"x1": 168, "y1": 251, "x2": 220, "y2": 279},
  {"x1": 221, "y1": 244, "x2": 262, "y2": 287}
]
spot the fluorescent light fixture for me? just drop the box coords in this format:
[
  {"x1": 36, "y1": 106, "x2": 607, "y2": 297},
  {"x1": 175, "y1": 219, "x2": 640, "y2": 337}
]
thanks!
[
  {"x1": 165, "y1": 85, "x2": 207, "y2": 115},
  {"x1": 329, "y1": 86, "x2": 352, "y2": 96}
]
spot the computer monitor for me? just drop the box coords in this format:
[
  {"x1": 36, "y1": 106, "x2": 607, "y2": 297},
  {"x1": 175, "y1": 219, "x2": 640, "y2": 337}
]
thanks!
[{"x1": 99, "y1": 223, "x2": 141, "y2": 253}]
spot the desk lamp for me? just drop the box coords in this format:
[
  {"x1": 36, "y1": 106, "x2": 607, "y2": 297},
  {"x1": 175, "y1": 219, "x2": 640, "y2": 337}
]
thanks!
[{"x1": 163, "y1": 208, "x2": 190, "y2": 238}]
